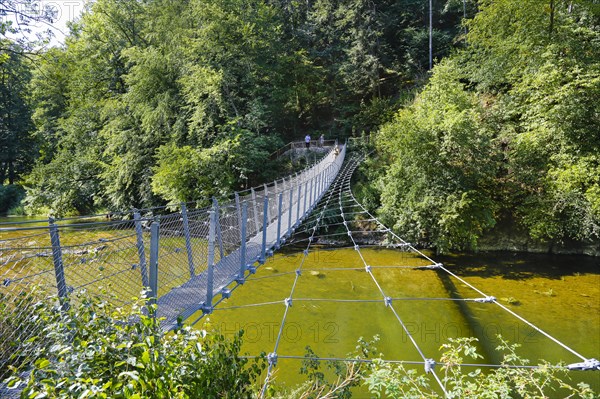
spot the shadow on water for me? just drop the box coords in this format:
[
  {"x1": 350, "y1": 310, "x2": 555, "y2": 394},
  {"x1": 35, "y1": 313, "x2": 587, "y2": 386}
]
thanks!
[
  {"x1": 433, "y1": 269, "x2": 500, "y2": 364},
  {"x1": 437, "y1": 251, "x2": 600, "y2": 280}
]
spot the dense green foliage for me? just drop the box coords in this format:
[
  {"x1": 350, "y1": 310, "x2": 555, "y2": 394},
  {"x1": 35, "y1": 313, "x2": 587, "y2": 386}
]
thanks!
[
  {"x1": 1, "y1": 0, "x2": 468, "y2": 215},
  {"x1": 2, "y1": 0, "x2": 599, "y2": 250},
  {"x1": 374, "y1": 0, "x2": 600, "y2": 251},
  {"x1": 7, "y1": 294, "x2": 594, "y2": 398},
  {"x1": 364, "y1": 337, "x2": 595, "y2": 398},
  {"x1": 5, "y1": 291, "x2": 265, "y2": 398}
]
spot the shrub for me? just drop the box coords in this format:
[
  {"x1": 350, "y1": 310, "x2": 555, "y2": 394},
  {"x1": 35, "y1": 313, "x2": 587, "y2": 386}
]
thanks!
[
  {"x1": 0, "y1": 185, "x2": 25, "y2": 215},
  {"x1": 364, "y1": 337, "x2": 596, "y2": 399},
  {"x1": 5, "y1": 291, "x2": 265, "y2": 398}
]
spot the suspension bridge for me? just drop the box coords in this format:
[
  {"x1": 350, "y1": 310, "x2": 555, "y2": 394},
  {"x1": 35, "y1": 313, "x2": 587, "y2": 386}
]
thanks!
[{"x1": 0, "y1": 142, "x2": 598, "y2": 397}]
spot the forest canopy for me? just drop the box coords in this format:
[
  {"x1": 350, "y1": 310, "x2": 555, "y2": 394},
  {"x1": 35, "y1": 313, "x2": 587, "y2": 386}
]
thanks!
[
  {"x1": 1, "y1": 0, "x2": 599, "y2": 251},
  {"x1": 374, "y1": 0, "x2": 600, "y2": 251}
]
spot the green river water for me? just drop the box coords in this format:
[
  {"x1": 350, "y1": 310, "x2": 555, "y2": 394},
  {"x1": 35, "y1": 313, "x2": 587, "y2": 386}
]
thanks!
[
  {"x1": 1, "y1": 216, "x2": 599, "y2": 395},
  {"x1": 197, "y1": 247, "x2": 600, "y2": 395}
]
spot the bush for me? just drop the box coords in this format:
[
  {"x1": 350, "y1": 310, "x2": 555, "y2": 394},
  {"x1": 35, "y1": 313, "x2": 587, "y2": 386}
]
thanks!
[
  {"x1": 0, "y1": 185, "x2": 25, "y2": 215},
  {"x1": 5, "y1": 291, "x2": 265, "y2": 398},
  {"x1": 365, "y1": 337, "x2": 596, "y2": 399}
]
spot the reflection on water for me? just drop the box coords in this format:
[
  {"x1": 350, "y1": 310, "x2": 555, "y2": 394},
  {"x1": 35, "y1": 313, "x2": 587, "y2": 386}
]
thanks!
[{"x1": 199, "y1": 247, "x2": 599, "y2": 394}]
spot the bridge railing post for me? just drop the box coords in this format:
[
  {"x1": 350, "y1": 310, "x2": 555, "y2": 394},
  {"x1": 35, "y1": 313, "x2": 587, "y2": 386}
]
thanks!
[
  {"x1": 251, "y1": 187, "x2": 260, "y2": 234},
  {"x1": 288, "y1": 186, "x2": 294, "y2": 236},
  {"x1": 203, "y1": 208, "x2": 216, "y2": 314},
  {"x1": 276, "y1": 192, "x2": 283, "y2": 249},
  {"x1": 48, "y1": 218, "x2": 68, "y2": 306},
  {"x1": 263, "y1": 183, "x2": 271, "y2": 222},
  {"x1": 213, "y1": 198, "x2": 224, "y2": 259},
  {"x1": 237, "y1": 201, "x2": 248, "y2": 283},
  {"x1": 260, "y1": 195, "x2": 269, "y2": 263},
  {"x1": 319, "y1": 170, "x2": 323, "y2": 197},
  {"x1": 296, "y1": 183, "x2": 302, "y2": 227},
  {"x1": 303, "y1": 181, "x2": 308, "y2": 218},
  {"x1": 309, "y1": 177, "x2": 314, "y2": 211},
  {"x1": 235, "y1": 193, "x2": 242, "y2": 231},
  {"x1": 309, "y1": 176, "x2": 317, "y2": 210},
  {"x1": 133, "y1": 210, "x2": 149, "y2": 287},
  {"x1": 181, "y1": 204, "x2": 195, "y2": 278},
  {"x1": 314, "y1": 172, "x2": 319, "y2": 202},
  {"x1": 148, "y1": 220, "x2": 160, "y2": 305}
]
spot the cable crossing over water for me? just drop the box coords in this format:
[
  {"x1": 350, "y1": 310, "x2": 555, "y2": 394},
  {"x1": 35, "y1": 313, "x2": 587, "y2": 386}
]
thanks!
[{"x1": 251, "y1": 152, "x2": 599, "y2": 397}]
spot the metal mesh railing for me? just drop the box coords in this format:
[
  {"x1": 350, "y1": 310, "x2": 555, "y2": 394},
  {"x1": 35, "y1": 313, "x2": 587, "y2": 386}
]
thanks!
[{"x1": 0, "y1": 143, "x2": 346, "y2": 382}]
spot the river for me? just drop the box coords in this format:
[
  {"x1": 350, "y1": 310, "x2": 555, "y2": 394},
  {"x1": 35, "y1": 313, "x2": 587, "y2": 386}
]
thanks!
[
  {"x1": 196, "y1": 247, "x2": 599, "y2": 395},
  {"x1": 1, "y1": 216, "x2": 598, "y2": 395}
]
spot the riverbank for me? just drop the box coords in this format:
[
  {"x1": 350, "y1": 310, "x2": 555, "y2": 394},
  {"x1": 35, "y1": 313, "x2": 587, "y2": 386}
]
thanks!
[{"x1": 477, "y1": 220, "x2": 600, "y2": 257}]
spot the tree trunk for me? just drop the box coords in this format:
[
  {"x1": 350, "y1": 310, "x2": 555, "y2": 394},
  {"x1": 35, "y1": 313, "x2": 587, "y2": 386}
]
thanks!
[{"x1": 549, "y1": 0, "x2": 555, "y2": 38}]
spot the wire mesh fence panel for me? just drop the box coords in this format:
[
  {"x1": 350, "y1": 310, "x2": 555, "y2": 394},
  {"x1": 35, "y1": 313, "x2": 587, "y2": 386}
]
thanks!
[
  {"x1": 186, "y1": 206, "x2": 212, "y2": 276},
  {"x1": 156, "y1": 212, "x2": 197, "y2": 298},
  {"x1": 218, "y1": 203, "x2": 242, "y2": 256}
]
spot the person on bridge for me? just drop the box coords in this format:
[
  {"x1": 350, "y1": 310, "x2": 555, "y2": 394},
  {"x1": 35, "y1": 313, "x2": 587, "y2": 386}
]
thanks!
[
  {"x1": 319, "y1": 134, "x2": 325, "y2": 148},
  {"x1": 305, "y1": 134, "x2": 311, "y2": 149}
]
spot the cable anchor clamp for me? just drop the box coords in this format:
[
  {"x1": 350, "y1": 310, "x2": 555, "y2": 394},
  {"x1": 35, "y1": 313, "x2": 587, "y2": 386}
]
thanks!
[
  {"x1": 567, "y1": 358, "x2": 600, "y2": 371},
  {"x1": 384, "y1": 297, "x2": 392, "y2": 307},
  {"x1": 267, "y1": 352, "x2": 278, "y2": 366},
  {"x1": 285, "y1": 297, "x2": 292, "y2": 308},
  {"x1": 474, "y1": 296, "x2": 496, "y2": 303},
  {"x1": 424, "y1": 358, "x2": 436, "y2": 373}
]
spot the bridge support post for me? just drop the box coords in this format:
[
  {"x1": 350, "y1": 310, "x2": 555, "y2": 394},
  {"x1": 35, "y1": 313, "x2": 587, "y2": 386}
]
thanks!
[
  {"x1": 296, "y1": 184, "x2": 302, "y2": 227},
  {"x1": 309, "y1": 177, "x2": 314, "y2": 212},
  {"x1": 203, "y1": 208, "x2": 216, "y2": 314},
  {"x1": 251, "y1": 188, "x2": 260, "y2": 234},
  {"x1": 213, "y1": 198, "x2": 224, "y2": 260},
  {"x1": 148, "y1": 220, "x2": 159, "y2": 305},
  {"x1": 264, "y1": 184, "x2": 270, "y2": 222},
  {"x1": 181, "y1": 204, "x2": 195, "y2": 278},
  {"x1": 237, "y1": 202, "x2": 248, "y2": 284},
  {"x1": 276, "y1": 193, "x2": 283, "y2": 249},
  {"x1": 235, "y1": 193, "x2": 242, "y2": 227},
  {"x1": 133, "y1": 210, "x2": 149, "y2": 288},
  {"x1": 303, "y1": 181, "x2": 308, "y2": 218},
  {"x1": 288, "y1": 186, "x2": 294, "y2": 236},
  {"x1": 315, "y1": 174, "x2": 320, "y2": 203},
  {"x1": 320, "y1": 170, "x2": 324, "y2": 195},
  {"x1": 48, "y1": 218, "x2": 68, "y2": 306},
  {"x1": 260, "y1": 195, "x2": 269, "y2": 263}
]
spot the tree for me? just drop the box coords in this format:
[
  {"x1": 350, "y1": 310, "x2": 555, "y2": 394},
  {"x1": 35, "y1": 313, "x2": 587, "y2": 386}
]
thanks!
[
  {"x1": 0, "y1": 39, "x2": 33, "y2": 185},
  {"x1": 377, "y1": 59, "x2": 501, "y2": 251},
  {"x1": 372, "y1": 0, "x2": 600, "y2": 250}
]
